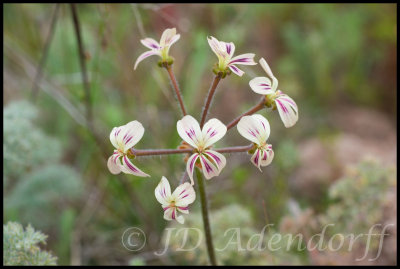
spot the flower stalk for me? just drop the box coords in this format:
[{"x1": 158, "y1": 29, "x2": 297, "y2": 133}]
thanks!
[
  {"x1": 164, "y1": 64, "x2": 187, "y2": 116},
  {"x1": 200, "y1": 74, "x2": 222, "y2": 128},
  {"x1": 195, "y1": 167, "x2": 217, "y2": 266},
  {"x1": 226, "y1": 97, "x2": 265, "y2": 130}
]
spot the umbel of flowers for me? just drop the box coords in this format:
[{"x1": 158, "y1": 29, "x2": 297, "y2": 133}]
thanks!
[{"x1": 108, "y1": 28, "x2": 298, "y2": 264}]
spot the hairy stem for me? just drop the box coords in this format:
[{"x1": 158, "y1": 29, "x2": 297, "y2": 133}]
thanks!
[
  {"x1": 131, "y1": 148, "x2": 193, "y2": 156},
  {"x1": 200, "y1": 74, "x2": 222, "y2": 128},
  {"x1": 195, "y1": 168, "x2": 217, "y2": 266},
  {"x1": 226, "y1": 97, "x2": 265, "y2": 130},
  {"x1": 164, "y1": 65, "x2": 187, "y2": 116},
  {"x1": 216, "y1": 144, "x2": 254, "y2": 153}
]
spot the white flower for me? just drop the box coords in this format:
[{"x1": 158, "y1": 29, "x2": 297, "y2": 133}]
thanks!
[
  {"x1": 134, "y1": 28, "x2": 181, "y2": 70},
  {"x1": 107, "y1": 121, "x2": 150, "y2": 177},
  {"x1": 237, "y1": 114, "x2": 274, "y2": 171},
  {"x1": 177, "y1": 115, "x2": 227, "y2": 185},
  {"x1": 207, "y1": 36, "x2": 256, "y2": 76},
  {"x1": 155, "y1": 176, "x2": 196, "y2": 224},
  {"x1": 249, "y1": 58, "x2": 298, "y2": 128}
]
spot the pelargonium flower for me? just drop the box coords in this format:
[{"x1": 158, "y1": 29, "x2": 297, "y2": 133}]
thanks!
[
  {"x1": 134, "y1": 28, "x2": 181, "y2": 70},
  {"x1": 249, "y1": 58, "x2": 299, "y2": 128},
  {"x1": 177, "y1": 115, "x2": 227, "y2": 185},
  {"x1": 207, "y1": 36, "x2": 256, "y2": 77},
  {"x1": 155, "y1": 176, "x2": 196, "y2": 224},
  {"x1": 237, "y1": 114, "x2": 274, "y2": 171},
  {"x1": 107, "y1": 121, "x2": 150, "y2": 177}
]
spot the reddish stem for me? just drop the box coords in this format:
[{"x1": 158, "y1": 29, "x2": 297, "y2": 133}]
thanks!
[
  {"x1": 200, "y1": 74, "x2": 222, "y2": 128},
  {"x1": 226, "y1": 97, "x2": 265, "y2": 130}
]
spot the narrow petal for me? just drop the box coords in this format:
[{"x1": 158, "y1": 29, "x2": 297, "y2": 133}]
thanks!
[
  {"x1": 204, "y1": 150, "x2": 226, "y2": 173},
  {"x1": 160, "y1": 28, "x2": 177, "y2": 47},
  {"x1": 199, "y1": 154, "x2": 220, "y2": 180},
  {"x1": 176, "y1": 115, "x2": 203, "y2": 149},
  {"x1": 110, "y1": 127, "x2": 122, "y2": 149},
  {"x1": 186, "y1": 153, "x2": 199, "y2": 185},
  {"x1": 229, "y1": 53, "x2": 256, "y2": 66},
  {"x1": 237, "y1": 114, "x2": 270, "y2": 146},
  {"x1": 275, "y1": 95, "x2": 298, "y2": 128},
  {"x1": 155, "y1": 176, "x2": 172, "y2": 205},
  {"x1": 121, "y1": 155, "x2": 150, "y2": 177},
  {"x1": 134, "y1": 50, "x2": 160, "y2": 70},
  {"x1": 116, "y1": 121, "x2": 145, "y2": 152},
  {"x1": 249, "y1": 77, "x2": 276, "y2": 95},
  {"x1": 250, "y1": 149, "x2": 263, "y2": 171},
  {"x1": 259, "y1": 58, "x2": 278, "y2": 91},
  {"x1": 207, "y1": 36, "x2": 228, "y2": 59},
  {"x1": 202, "y1": 118, "x2": 227, "y2": 148},
  {"x1": 177, "y1": 206, "x2": 189, "y2": 214},
  {"x1": 173, "y1": 182, "x2": 196, "y2": 206},
  {"x1": 260, "y1": 146, "x2": 274, "y2": 167},
  {"x1": 163, "y1": 207, "x2": 185, "y2": 224},
  {"x1": 166, "y1": 34, "x2": 180, "y2": 47},
  {"x1": 140, "y1": 38, "x2": 160, "y2": 50},
  {"x1": 229, "y1": 64, "x2": 244, "y2": 76},
  {"x1": 107, "y1": 154, "x2": 121, "y2": 175}
]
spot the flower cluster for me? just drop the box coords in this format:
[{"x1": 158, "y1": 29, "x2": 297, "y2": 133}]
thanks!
[{"x1": 107, "y1": 28, "x2": 299, "y2": 224}]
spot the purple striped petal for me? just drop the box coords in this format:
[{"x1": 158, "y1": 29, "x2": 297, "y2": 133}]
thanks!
[
  {"x1": 229, "y1": 53, "x2": 256, "y2": 66},
  {"x1": 229, "y1": 64, "x2": 244, "y2": 77},
  {"x1": 140, "y1": 38, "x2": 160, "y2": 50},
  {"x1": 186, "y1": 153, "x2": 199, "y2": 185},
  {"x1": 121, "y1": 155, "x2": 150, "y2": 177},
  {"x1": 134, "y1": 50, "x2": 161, "y2": 70},
  {"x1": 275, "y1": 95, "x2": 298, "y2": 128}
]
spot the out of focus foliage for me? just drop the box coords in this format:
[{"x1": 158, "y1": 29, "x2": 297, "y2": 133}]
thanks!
[
  {"x1": 3, "y1": 221, "x2": 57, "y2": 265},
  {"x1": 3, "y1": 3, "x2": 396, "y2": 265}
]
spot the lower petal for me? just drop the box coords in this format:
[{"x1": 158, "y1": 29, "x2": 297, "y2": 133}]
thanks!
[
  {"x1": 204, "y1": 150, "x2": 226, "y2": 173},
  {"x1": 107, "y1": 154, "x2": 121, "y2": 175},
  {"x1": 229, "y1": 64, "x2": 244, "y2": 77},
  {"x1": 275, "y1": 95, "x2": 298, "y2": 128},
  {"x1": 121, "y1": 155, "x2": 150, "y2": 177},
  {"x1": 134, "y1": 50, "x2": 160, "y2": 70},
  {"x1": 199, "y1": 154, "x2": 220, "y2": 180},
  {"x1": 250, "y1": 149, "x2": 262, "y2": 171},
  {"x1": 186, "y1": 153, "x2": 199, "y2": 185}
]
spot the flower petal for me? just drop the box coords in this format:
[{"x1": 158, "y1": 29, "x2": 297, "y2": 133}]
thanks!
[
  {"x1": 224, "y1": 41, "x2": 235, "y2": 58},
  {"x1": 260, "y1": 146, "x2": 274, "y2": 167},
  {"x1": 229, "y1": 64, "x2": 244, "y2": 76},
  {"x1": 160, "y1": 28, "x2": 177, "y2": 47},
  {"x1": 275, "y1": 95, "x2": 298, "y2": 128},
  {"x1": 207, "y1": 36, "x2": 228, "y2": 59},
  {"x1": 250, "y1": 149, "x2": 262, "y2": 171},
  {"x1": 163, "y1": 207, "x2": 184, "y2": 224},
  {"x1": 186, "y1": 153, "x2": 199, "y2": 185},
  {"x1": 107, "y1": 154, "x2": 121, "y2": 175},
  {"x1": 121, "y1": 155, "x2": 150, "y2": 177},
  {"x1": 199, "y1": 154, "x2": 220, "y2": 180},
  {"x1": 177, "y1": 115, "x2": 203, "y2": 149},
  {"x1": 204, "y1": 150, "x2": 226, "y2": 173},
  {"x1": 229, "y1": 53, "x2": 256, "y2": 66},
  {"x1": 155, "y1": 176, "x2": 172, "y2": 205},
  {"x1": 202, "y1": 118, "x2": 227, "y2": 148},
  {"x1": 116, "y1": 121, "x2": 145, "y2": 152},
  {"x1": 110, "y1": 126, "x2": 122, "y2": 149},
  {"x1": 237, "y1": 114, "x2": 270, "y2": 146},
  {"x1": 173, "y1": 182, "x2": 196, "y2": 207},
  {"x1": 249, "y1": 77, "x2": 276, "y2": 95},
  {"x1": 134, "y1": 50, "x2": 160, "y2": 70},
  {"x1": 140, "y1": 38, "x2": 160, "y2": 50},
  {"x1": 259, "y1": 58, "x2": 278, "y2": 91}
]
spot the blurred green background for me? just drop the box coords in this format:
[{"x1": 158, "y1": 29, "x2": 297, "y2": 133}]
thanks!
[{"x1": 3, "y1": 3, "x2": 397, "y2": 265}]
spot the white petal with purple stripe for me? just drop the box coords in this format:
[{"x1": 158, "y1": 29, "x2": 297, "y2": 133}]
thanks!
[
  {"x1": 202, "y1": 118, "x2": 227, "y2": 149},
  {"x1": 237, "y1": 114, "x2": 270, "y2": 146},
  {"x1": 177, "y1": 115, "x2": 203, "y2": 149},
  {"x1": 249, "y1": 77, "x2": 275, "y2": 95},
  {"x1": 275, "y1": 94, "x2": 298, "y2": 128}
]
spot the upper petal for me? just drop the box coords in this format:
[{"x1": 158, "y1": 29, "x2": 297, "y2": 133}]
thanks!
[
  {"x1": 155, "y1": 176, "x2": 172, "y2": 205},
  {"x1": 224, "y1": 41, "x2": 235, "y2": 58},
  {"x1": 249, "y1": 77, "x2": 276, "y2": 95},
  {"x1": 237, "y1": 114, "x2": 270, "y2": 146},
  {"x1": 207, "y1": 36, "x2": 228, "y2": 59},
  {"x1": 160, "y1": 28, "x2": 177, "y2": 47},
  {"x1": 229, "y1": 53, "x2": 256, "y2": 66},
  {"x1": 202, "y1": 118, "x2": 227, "y2": 149},
  {"x1": 173, "y1": 182, "x2": 196, "y2": 207},
  {"x1": 134, "y1": 50, "x2": 161, "y2": 70},
  {"x1": 140, "y1": 38, "x2": 160, "y2": 50},
  {"x1": 116, "y1": 121, "x2": 145, "y2": 152},
  {"x1": 177, "y1": 115, "x2": 203, "y2": 149},
  {"x1": 259, "y1": 57, "x2": 278, "y2": 91},
  {"x1": 275, "y1": 95, "x2": 298, "y2": 128}
]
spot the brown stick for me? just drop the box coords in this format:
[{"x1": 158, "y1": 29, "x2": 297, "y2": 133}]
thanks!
[{"x1": 131, "y1": 148, "x2": 193, "y2": 156}]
